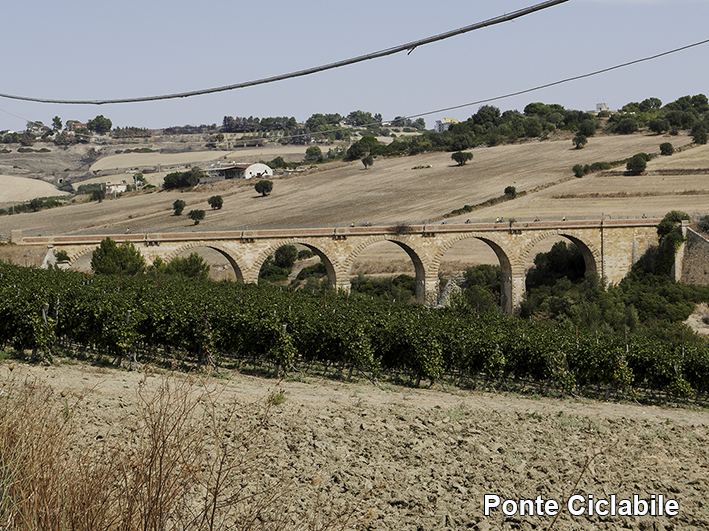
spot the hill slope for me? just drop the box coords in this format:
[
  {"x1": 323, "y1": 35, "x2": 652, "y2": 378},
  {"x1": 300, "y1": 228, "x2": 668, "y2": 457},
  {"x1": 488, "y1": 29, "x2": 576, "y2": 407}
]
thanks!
[{"x1": 1, "y1": 132, "x2": 701, "y2": 239}]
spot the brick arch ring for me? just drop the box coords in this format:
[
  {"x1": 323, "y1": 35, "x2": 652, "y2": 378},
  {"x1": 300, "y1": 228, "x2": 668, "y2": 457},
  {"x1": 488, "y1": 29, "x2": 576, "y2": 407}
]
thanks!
[
  {"x1": 430, "y1": 232, "x2": 517, "y2": 276},
  {"x1": 251, "y1": 239, "x2": 339, "y2": 289},
  {"x1": 340, "y1": 234, "x2": 428, "y2": 278},
  {"x1": 161, "y1": 241, "x2": 248, "y2": 282}
]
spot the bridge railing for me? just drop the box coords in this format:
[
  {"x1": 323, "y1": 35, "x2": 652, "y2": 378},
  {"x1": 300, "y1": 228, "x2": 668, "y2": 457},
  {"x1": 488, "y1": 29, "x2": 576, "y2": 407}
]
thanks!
[{"x1": 12, "y1": 214, "x2": 668, "y2": 239}]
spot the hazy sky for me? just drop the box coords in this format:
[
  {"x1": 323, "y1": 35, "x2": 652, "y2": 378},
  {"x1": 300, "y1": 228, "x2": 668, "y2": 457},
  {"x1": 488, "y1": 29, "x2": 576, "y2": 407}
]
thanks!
[{"x1": 1, "y1": 0, "x2": 707, "y2": 131}]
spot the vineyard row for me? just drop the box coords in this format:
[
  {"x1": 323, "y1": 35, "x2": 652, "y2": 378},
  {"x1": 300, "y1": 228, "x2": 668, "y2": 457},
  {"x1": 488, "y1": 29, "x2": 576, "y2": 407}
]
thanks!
[{"x1": 1, "y1": 262, "x2": 707, "y2": 400}]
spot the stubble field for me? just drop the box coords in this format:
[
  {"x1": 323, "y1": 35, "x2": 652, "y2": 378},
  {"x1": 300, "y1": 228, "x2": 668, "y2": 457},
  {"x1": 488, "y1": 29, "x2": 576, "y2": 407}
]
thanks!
[{"x1": 4, "y1": 361, "x2": 708, "y2": 530}]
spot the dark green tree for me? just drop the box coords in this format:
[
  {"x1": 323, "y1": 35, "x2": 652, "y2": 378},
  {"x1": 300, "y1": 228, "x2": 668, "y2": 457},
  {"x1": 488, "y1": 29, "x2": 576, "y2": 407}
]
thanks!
[
  {"x1": 164, "y1": 253, "x2": 210, "y2": 281},
  {"x1": 163, "y1": 167, "x2": 204, "y2": 189},
  {"x1": 346, "y1": 135, "x2": 380, "y2": 160},
  {"x1": 91, "y1": 238, "x2": 146, "y2": 275},
  {"x1": 660, "y1": 142, "x2": 674, "y2": 156},
  {"x1": 52, "y1": 116, "x2": 62, "y2": 131},
  {"x1": 255, "y1": 179, "x2": 273, "y2": 196},
  {"x1": 626, "y1": 154, "x2": 647, "y2": 174},
  {"x1": 29, "y1": 198, "x2": 43, "y2": 212},
  {"x1": 572, "y1": 134, "x2": 588, "y2": 149},
  {"x1": 648, "y1": 118, "x2": 670, "y2": 135},
  {"x1": 188, "y1": 209, "x2": 205, "y2": 225},
  {"x1": 173, "y1": 199, "x2": 186, "y2": 215},
  {"x1": 274, "y1": 245, "x2": 298, "y2": 269},
  {"x1": 346, "y1": 110, "x2": 376, "y2": 126},
  {"x1": 451, "y1": 151, "x2": 473, "y2": 166},
  {"x1": 504, "y1": 186, "x2": 517, "y2": 198},
  {"x1": 613, "y1": 117, "x2": 638, "y2": 135},
  {"x1": 86, "y1": 115, "x2": 112, "y2": 134},
  {"x1": 657, "y1": 210, "x2": 690, "y2": 238},
  {"x1": 691, "y1": 122, "x2": 708, "y2": 145},
  {"x1": 55, "y1": 250, "x2": 70, "y2": 262},
  {"x1": 526, "y1": 241, "x2": 585, "y2": 291},
  {"x1": 523, "y1": 117, "x2": 542, "y2": 137},
  {"x1": 92, "y1": 189, "x2": 106, "y2": 202},
  {"x1": 361, "y1": 154, "x2": 374, "y2": 169},
  {"x1": 304, "y1": 145, "x2": 323, "y2": 163},
  {"x1": 207, "y1": 195, "x2": 223, "y2": 210},
  {"x1": 577, "y1": 119, "x2": 597, "y2": 137},
  {"x1": 697, "y1": 214, "x2": 709, "y2": 233}
]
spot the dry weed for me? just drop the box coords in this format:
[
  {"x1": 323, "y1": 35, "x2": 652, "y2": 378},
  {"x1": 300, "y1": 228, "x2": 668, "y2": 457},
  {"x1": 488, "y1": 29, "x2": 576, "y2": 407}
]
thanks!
[{"x1": 0, "y1": 374, "x2": 371, "y2": 531}]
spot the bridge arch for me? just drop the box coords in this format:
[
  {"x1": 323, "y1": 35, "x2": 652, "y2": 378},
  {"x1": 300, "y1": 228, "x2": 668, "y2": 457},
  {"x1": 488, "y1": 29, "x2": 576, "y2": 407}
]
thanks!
[
  {"x1": 343, "y1": 235, "x2": 429, "y2": 303},
  {"x1": 432, "y1": 232, "x2": 517, "y2": 313},
  {"x1": 67, "y1": 246, "x2": 98, "y2": 268},
  {"x1": 252, "y1": 239, "x2": 338, "y2": 289},
  {"x1": 162, "y1": 242, "x2": 247, "y2": 282},
  {"x1": 519, "y1": 229, "x2": 602, "y2": 280}
]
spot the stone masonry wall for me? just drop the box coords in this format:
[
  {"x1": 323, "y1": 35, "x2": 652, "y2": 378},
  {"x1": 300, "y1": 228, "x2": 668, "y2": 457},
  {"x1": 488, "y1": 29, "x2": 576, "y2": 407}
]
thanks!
[{"x1": 681, "y1": 228, "x2": 709, "y2": 286}]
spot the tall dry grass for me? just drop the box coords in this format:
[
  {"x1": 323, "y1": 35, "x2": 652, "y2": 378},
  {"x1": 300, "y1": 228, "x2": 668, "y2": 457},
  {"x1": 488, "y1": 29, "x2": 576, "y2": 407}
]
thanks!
[{"x1": 0, "y1": 373, "x2": 371, "y2": 531}]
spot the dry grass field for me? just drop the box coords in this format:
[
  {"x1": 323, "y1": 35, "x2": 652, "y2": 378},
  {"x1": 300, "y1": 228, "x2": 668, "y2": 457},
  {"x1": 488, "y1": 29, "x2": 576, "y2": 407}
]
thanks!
[
  {"x1": 0, "y1": 174, "x2": 71, "y2": 203},
  {"x1": 1, "y1": 131, "x2": 704, "y2": 274},
  {"x1": 1, "y1": 132, "x2": 698, "y2": 235}
]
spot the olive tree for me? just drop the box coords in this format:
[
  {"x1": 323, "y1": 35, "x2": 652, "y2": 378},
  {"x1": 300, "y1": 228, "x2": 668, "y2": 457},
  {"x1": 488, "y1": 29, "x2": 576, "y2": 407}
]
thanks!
[
  {"x1": 173, "y1": 199, "x2": 186, "y2": 215},
  {"x1": 660, "y1": 142, "x2": 674, "y2": 156},
  {"x1": 255, "y1": 179, "x2": 273, "y2": 196},
  {"x1": 626, "y1": 154, "x2": 647, "y2": 174},
  {"x1": 207, "y1": 195, "x2": 223, "y2": 210},
  {"x1": 451, "y1": 151, "x2": 473, "y2": 166},
  {"x1": 188, "y1": 209, "x2": 206, "y2": 225},
  {"x1": 572, "y1": 134, "x2": 588, "y2": 149}
]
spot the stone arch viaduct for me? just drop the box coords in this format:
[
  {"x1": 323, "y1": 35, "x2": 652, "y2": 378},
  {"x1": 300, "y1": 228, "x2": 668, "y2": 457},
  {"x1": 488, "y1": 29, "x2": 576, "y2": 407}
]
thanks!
[{"x1": 14, "y1": 218, "x2": 660, "y2": 314}]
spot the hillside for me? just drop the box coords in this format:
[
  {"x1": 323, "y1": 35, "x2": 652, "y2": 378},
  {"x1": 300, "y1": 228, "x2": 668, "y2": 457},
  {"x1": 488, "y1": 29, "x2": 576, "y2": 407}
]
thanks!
[{"x1": 0, "y1": 132, "x2": 700, "y2": 238}]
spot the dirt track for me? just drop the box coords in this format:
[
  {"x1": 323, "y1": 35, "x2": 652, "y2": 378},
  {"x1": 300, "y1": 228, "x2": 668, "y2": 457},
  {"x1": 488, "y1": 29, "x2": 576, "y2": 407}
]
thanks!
[{"x1": 7, "y1": 361, "x2": 708, "y2": 531}]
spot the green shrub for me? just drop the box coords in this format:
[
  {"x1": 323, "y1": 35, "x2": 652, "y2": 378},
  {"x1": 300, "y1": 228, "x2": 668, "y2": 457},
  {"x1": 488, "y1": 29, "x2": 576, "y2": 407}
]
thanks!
[
  {"x1": 573, "y1": 164, "x2": 585, "y2": 178},
  {"x1": 626, "y1": 154, "x2": 647, "y2": 174},
  {"x1": 697, "y1": 214, "x2": 709, "y2": 233},
  {"x1": 660, "y1": 142, "x2": 674, "y2": 156}
]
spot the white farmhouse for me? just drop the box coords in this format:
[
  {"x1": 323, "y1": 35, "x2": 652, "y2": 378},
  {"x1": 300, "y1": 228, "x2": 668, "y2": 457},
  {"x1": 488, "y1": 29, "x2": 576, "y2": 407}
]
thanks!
[
  {"x1": 206, "y1": 162, "x2": 274, "y2": 181},
  {"x1": 105, "y1": 181, "x2": 128, "y2": 194}
]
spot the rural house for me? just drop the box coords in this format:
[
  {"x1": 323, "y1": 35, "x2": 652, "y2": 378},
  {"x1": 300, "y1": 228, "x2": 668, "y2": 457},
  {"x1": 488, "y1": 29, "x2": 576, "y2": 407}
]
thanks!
[{"x1": 205, "y1": 162, "x2": 273, "y2": 182}]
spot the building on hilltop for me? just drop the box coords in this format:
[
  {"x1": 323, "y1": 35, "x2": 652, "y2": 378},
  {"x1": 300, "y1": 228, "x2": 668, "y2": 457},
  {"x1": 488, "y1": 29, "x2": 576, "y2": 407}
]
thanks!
[
  {"x1": 435, "y1": 118, "x2": 459, "y2": 133},
  {"x1": 205, "y1": 162, "x2": 273, "y2": 183}
]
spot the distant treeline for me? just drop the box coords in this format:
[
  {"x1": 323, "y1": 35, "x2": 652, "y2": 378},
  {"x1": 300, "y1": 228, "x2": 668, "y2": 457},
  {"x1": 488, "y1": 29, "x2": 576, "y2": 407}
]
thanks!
[{"x1": 0, "y1": 197, "x2": 64, "y2": 216}]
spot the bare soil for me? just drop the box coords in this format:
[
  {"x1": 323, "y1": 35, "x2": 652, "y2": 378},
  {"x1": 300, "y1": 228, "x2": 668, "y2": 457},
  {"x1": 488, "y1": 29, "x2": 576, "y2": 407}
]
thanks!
[{"x1": 6, "y1": 360, "x2": 708, "y2": 530}]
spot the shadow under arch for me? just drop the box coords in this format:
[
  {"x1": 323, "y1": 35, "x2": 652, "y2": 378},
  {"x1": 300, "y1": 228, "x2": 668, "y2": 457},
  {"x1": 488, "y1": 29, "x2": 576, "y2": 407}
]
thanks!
[
  {"x1": 162, "y1": 242, "x2": 246, "y2": 282},
  {"x1": 519, "y1": 230, "x2": 601, "y2": 280},
  {"x1": 253, "y1": 239, "x2": 337, "y2": 289},
  {"x1": 432, "y1": 233, "x2": 515, "y2": 313},
  {"x1": 344, "y1": 235, "x2": 427, "y2": 303}
]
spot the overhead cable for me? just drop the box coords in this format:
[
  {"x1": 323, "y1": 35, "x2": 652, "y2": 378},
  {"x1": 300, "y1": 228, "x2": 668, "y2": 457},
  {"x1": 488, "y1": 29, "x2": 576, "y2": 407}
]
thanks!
[
  {"x1": 274, "y1": 37, "x2": 709, "y2": 142},
  {"x1": 0, "y1": 0, "x2": 570, "y2": 105},
  {"x1": 404, "y1": 37, "x2": 709, "y2": 120}
]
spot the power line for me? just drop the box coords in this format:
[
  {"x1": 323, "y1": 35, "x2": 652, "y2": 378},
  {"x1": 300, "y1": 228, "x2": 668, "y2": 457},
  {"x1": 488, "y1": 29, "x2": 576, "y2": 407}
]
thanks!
[
  {"x1": 405, "y1": 37, "x2": 709, "y2": 120},
  {"x1": 0, "y1": 0, "x2": 570, "y2": 105},
  {"x1": 273, "y1": 36, "x2": 709, "y2": 143}
]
